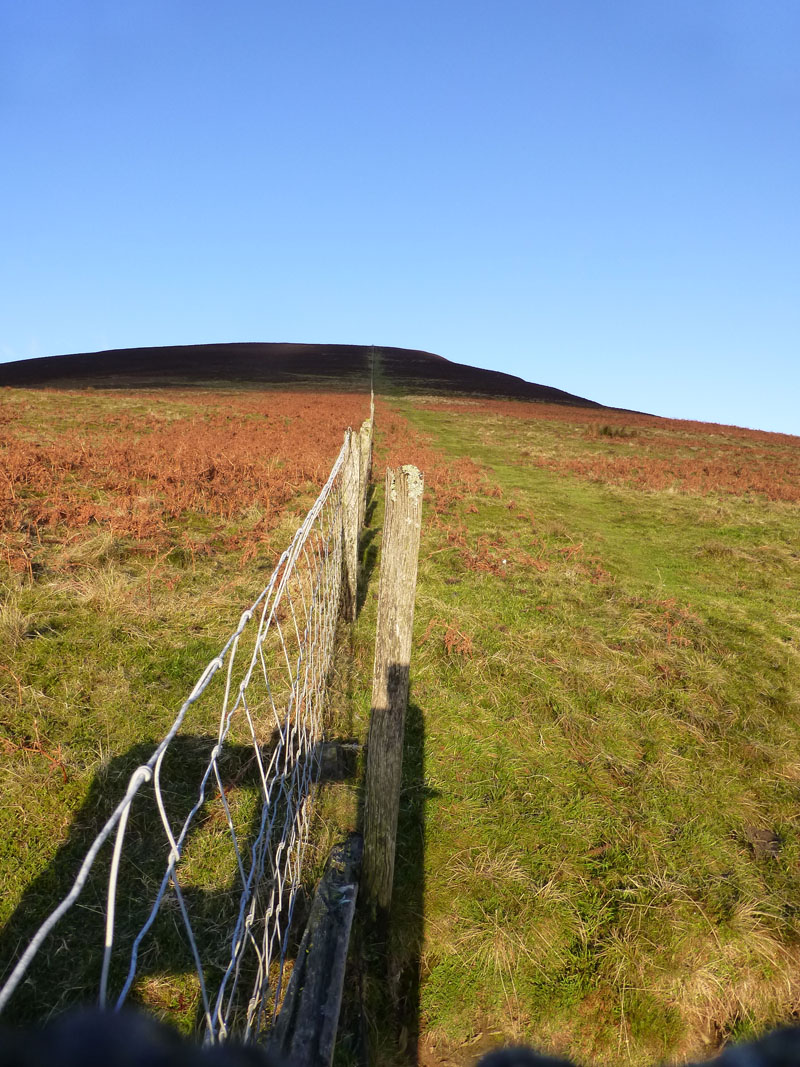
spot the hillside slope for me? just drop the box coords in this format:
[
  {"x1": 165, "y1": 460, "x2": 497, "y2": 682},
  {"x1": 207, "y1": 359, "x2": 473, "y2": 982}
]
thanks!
[
  {"x1": 345, "y1": 397, "x2": 800, "y2": 1067},
  {"x1": 0, "y1": 342, "x2": 602, "y2": 407},
  {"x1": 0, "y1": 342, "x2": 369, "y2": 390},
  {"x1": 2, "y1": 375, "x2": 799, "y2": 1061}
]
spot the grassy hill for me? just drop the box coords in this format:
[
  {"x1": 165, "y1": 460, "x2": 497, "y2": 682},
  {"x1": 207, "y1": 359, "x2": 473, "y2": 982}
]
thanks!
[
  {"x1": 345, "y1": 383, "x2": 800, "y2": 1067},
  {"x1": 0, "y1": 384, "x2": 370, "y2": 1027},
  {"x1": 1, "y1": 347, "x2": 799, "y2": 1064}
]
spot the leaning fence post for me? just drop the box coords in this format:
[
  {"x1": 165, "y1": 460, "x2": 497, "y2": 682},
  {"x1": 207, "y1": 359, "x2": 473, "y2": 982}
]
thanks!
[
  {"x1": 362, "y1": 465, "x2": 424, "y2": 919},
  {"x1": 340, "y1": 429, "x2": 361, "y2": 622}
]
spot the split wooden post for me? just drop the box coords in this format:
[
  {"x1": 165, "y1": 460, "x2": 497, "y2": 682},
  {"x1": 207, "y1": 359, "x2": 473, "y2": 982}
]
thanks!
[
  {"x1": 340, "y1": 429, "x2": 361, "y2": 622},
  {"x1": 362, "y1": 465, "x2": 424, "y2": 918}
]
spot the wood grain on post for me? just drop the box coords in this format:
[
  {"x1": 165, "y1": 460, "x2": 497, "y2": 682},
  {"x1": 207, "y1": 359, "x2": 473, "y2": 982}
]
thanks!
[
  {"x1": 358, "y1": 418, "x2": 373, "y2": 532},
  {"x1": 362, "y1": 465, "x2": 424, "y2": 918},
  {"x1": 340, "y1": 430, "x2": 360, "y2": 622}
]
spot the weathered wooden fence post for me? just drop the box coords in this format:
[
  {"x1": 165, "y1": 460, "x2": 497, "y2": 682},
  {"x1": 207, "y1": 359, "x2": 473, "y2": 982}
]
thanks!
[
  {"x1": 340, "y1": 429, "x2": 361, "y2": 622},
  {"x1": 358, "y1": 417, "x2": 373, "y2": 533},
  {"x1": 362, "y1": 464, "x2": 424, "y2": 918}
]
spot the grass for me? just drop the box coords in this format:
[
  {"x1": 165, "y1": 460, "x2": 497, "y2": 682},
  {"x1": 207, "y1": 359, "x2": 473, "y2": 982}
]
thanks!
[
  {"x1": 0, "y1": 385, "x2": 368, "y2": 1031},
  {"x1": 3, "y1": 379, "x2": 800, "y2": 1065},
  {"x1": 342, "y1": 392, "x2": 800, "y2": 1066}
]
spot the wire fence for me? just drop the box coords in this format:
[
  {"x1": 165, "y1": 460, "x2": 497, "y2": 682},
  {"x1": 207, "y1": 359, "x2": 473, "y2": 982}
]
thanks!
[{"x1": 0, "y1": 423, "x2": 370, "y2": 1043}]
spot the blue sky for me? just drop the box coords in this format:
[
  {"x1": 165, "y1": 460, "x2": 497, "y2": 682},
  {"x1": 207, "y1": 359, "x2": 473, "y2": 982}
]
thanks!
[{"x1": 2, "y1": 1, "x2": 798, "y2": 433}]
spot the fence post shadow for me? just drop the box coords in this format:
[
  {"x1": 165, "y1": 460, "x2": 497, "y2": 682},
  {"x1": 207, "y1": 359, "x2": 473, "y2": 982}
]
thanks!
[
  {"x1": 390, "y1": 693, "x2": 432, "y2": 1064},
  {"x1": 343, "y1": 685, "x2": 436, "y2": 1067},
  {"x1": 363, "y1": 481, "x2": 378, "y2": 530},
  {"x1": 356, "y1": 529, "x2": 380, "y2": 617},
  {"x1": 355, "y1": 481, "x2": 379, "y2": 616}
]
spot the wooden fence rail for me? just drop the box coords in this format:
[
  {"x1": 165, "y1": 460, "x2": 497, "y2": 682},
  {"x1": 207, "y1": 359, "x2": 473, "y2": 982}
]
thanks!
[{"x1": 270, "y1": 835, "x2": 363, "y2": 1067}]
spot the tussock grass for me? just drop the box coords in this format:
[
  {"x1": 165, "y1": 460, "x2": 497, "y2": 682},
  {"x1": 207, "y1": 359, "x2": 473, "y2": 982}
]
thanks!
[
  {"x1": 0, "y1": 594, "x2": 33, "y2": 651},
  {"x1": 353, "y1": 396, "x2": 800, "y2": 1066}
]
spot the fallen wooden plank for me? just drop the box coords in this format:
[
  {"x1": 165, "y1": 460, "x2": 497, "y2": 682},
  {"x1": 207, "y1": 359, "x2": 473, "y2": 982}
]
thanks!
[{"x1": 270, "y1": 834, "x2": 363, "y2": 1067}]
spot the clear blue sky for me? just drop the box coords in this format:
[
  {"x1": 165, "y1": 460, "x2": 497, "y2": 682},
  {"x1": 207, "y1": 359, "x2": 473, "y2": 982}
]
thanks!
[{"x1": 2, "y1": 1, "x2": 798, "y2": 433}]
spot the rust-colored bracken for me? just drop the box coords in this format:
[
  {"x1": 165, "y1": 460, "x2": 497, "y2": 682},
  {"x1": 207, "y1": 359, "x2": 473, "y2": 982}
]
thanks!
[
  {"x1": 376, "y1": 398, "x2": 503, "y2": 512},
  {"x1": 415, "y1": 397, "x2": 800, "y2": 503},
  {"x1": 0, "y1": 388, "x2": 367, "y2": 573}
]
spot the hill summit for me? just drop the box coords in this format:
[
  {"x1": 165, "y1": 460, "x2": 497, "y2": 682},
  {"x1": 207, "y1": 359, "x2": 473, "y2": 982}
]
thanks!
[{"x1": 0, "y1": 342, "x2": 602, "y2": 407}]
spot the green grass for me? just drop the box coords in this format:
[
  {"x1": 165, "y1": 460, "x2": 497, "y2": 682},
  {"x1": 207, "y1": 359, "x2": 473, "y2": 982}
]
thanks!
[
  {"x1": 0, "y1": 528, "x2": 319, "y2": 1029},
  {"x1": 0, "y1": 388, "x2": 360, "y2": 1031},
  {"x1": 3, "y1": 384, "x2": 800, "y2": 1065},
  {"x1": 350, "y1": 397, "x2": 800, "y2": 1066}
]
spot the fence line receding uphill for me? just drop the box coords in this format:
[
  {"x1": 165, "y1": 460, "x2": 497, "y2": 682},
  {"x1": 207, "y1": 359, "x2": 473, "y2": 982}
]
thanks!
[{"x1": 0, "y1": 421, "x2": 372, "y2": 1043}]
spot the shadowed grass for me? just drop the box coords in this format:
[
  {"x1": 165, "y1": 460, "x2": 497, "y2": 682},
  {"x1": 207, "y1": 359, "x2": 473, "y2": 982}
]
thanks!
[{"x1": 0, "y1": 386, "x2": 368, "y2": 1032}]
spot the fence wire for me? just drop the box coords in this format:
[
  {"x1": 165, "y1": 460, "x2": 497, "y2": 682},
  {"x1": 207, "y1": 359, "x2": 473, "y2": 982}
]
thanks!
[{"x1": 0, "y1": 429, "x2": 357, "y2": 1043}]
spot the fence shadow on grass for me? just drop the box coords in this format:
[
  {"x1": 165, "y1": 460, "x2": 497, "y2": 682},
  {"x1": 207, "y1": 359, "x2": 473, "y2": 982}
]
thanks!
[
  {"x1": 356, "y1": 485, "x2": 380, "y2": 618},
  {"x1": 0, "y1": 731, "x2": 348, "y2": 1035}
]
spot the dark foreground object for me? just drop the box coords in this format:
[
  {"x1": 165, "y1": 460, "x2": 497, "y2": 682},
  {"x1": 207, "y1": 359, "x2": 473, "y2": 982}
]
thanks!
[
  {"x1": 0, "y1": 342, "x2": 602, "y2": 408},
  {"x1": 2, "y1": 1011, "x2": 800, "y2": 1067},
  {"x1": 0, "y1": 1011, "x2": 277, "y2": 1067}
]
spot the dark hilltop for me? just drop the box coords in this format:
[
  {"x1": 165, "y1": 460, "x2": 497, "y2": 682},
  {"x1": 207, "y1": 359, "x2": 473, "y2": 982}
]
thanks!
[{"x1": 0, "y1": 342, "x2": 603, "y2": 408}]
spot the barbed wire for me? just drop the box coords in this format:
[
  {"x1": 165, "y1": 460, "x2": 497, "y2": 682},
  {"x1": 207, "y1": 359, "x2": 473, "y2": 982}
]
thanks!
[{"x1": 0, "y1": 424, "x2": 368, "y2": 1043}]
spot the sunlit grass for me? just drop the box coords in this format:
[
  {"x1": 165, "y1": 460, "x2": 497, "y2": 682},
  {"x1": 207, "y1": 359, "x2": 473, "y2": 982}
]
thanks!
[
  {"x1": 3, "y1": 380, "x2": 799, "y2": 1063},
  {"x1": 353, "y1": 395, "x2": 800, "y2": 1066}
]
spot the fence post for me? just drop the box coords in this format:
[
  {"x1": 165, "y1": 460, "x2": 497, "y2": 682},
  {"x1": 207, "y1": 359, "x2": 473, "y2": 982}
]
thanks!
[
  {"x1": 362, "y1": 465, "x2": 424, "y2": 919},
  {"x1": 358, "y1": 417, "x2": 373, "y2": 533},
  {"x1": 340, "y1": 430, "x2": 361, "y2": 622}
]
